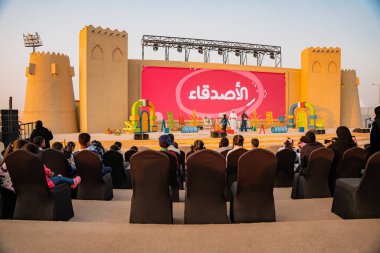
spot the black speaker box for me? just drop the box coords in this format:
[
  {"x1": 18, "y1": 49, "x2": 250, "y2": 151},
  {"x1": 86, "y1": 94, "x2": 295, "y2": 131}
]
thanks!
[{"x1": 134, "y1": 133, "x2": 149, "y2": 140}]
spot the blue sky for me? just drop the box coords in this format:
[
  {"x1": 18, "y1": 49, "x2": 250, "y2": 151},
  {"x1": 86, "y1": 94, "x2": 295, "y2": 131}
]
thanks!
[{"x1": 0, "y1": 0, "x2": 379, "y2": 110}]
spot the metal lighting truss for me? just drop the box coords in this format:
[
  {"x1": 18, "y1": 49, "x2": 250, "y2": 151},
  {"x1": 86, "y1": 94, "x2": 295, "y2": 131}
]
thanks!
[{"x1": 142, "y1": 35, "x2": 282, "y2": 67}]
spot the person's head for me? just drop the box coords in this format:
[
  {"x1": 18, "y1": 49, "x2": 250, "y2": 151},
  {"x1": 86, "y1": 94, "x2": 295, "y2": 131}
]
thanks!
[
  {"x1": 168, "y1": 134, "x2": 175, "y2": 143},
  {"x1": 233, "y1": 135, "x2": 244, "y2": 147},
  {"x1": 33, "y1": 136, "x2": 45, "y2": 149},
  {"x1": 130, "y1": 146, "x2": 138, "y2": 151},
  {"x1": 299, "y1": 136, "x2": 310, "y2": 148},
  {"x1": 52, "y1": 142, "x2": 64, "y2": 152},
  {"x1": 219, "y1": 137, "x2": 229, "y2": 148},
  {"x1": 375, "y1": 106, "x2": 380, "y2": 119},
  {"x1": 1, "y1": 139, "x2": 29, "y2": 164},
  {"x1": 284, "y1": 138, "x2": 294, "y2": 149},
  {"x1": 192, "y1": 140, "x2": 205, "y2": 151},
  {"x1": 305, "y1": 130, "x2": 316, "y2": 143},
  {"x1": 159, "y1": 135, "x2": 171, "y2": 149},
  {"x1": 35, "y1": 120, "x2": 43, "y2": 129},
  {"x1": 336, "y1": 126, "x2": 353, "y2": 142},
  {"x1": 223, "y1": 114, "x2": 227, "y2": 119},
  {"x1": 66, "y1": 141, "x2": 76, "y2": 152},
  {"x1": 114, "y1": 141, "x2": 122, "y2": 150},
  {"x1": 78, "y1": 133, "x2": 91, "y2": 148},
  {"x1": 110, "y1": 144, "x2": 119, "y2": 151},
  {"x1": 232, "y1": 110, "x2": 235, "y2": 113},
  {"x1": 251, "y1": 138, "x2": 259, "y2": 148},
  {"x1": 23, "y1": 143, "x2": 40, "y2": 155}
]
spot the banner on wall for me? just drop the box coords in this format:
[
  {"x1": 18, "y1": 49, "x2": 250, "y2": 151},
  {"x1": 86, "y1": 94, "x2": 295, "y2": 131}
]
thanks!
[{"x1": 141, "y1": 66, "x2": 286, "y2": 119}]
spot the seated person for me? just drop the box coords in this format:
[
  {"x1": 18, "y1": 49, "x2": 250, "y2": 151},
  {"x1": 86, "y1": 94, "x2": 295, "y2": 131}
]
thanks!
[
  {"x1": 52, "y1": 142, "x2": 76, "y2": 176},
  {"x1": 278, "y1": 138, "x2": 300, "y2": 168},
  {"x1": 23, "y1": 143, "x2": 81, "y2": 189},
  {"x1": 187, "y1": 140, "x2": 206, "y2": 159},
  {"x1": 75, "y1": 133, "x2": 111, "y2": 175},
  {"x1": 251, "y1": 138, "x2": 259, "y2": 149},
  {"x1": 52, "y1": 142, "x2": 64, "y2": 152},
  {"x1": 167, "y1": 133, "x2": 181, "y2": 155},
  {"x1": 226, "y1": 135, "x2": 244, "y2": 159},
  {"x1": 88, "y1": 140, "x2": 105, "y2": 156},
  {"x1": 215, "y1": 137, "x2": 230, "y2": 153},
  {"x1": 33, "y1": 136, "x2": 45, "y2": 150},
  {"x1": 296, "y1": 131, "x2": 324, "y2": 176}
]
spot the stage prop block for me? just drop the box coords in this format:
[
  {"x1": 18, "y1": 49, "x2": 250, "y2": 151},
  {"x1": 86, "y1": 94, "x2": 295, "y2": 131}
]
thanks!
[
  {"x1": 124, "y1": 99, "x2": 158, "y2": 133},
  {"x1": 287, "y1": 102, "x2": 316, "y2": 130}
]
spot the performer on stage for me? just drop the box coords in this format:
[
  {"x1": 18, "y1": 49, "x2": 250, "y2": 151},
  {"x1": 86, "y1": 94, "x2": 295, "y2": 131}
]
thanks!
[
  {"x1": 228, "y1": 110, "x2": 238, "y2": 131},
  {"x1": 220, "y1": 114, "x2": 230, "y2": 133},
  {"x1": 241, "y1": 111, "x2": 248, "y2": 132}
]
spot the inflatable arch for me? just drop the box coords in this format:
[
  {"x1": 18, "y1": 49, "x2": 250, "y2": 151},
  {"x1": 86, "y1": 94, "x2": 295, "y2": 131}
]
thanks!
[
  {"x1": 129, "y1": 99, "x2": 158, "y2": 132},
  {"x1": 287, "y1": 102, "x2": 316, "y2": 129}
]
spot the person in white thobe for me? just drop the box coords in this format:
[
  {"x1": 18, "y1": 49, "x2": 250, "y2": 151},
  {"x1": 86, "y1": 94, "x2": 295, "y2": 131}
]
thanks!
[{"x1": 229, "y1": 110, "x2": 238, "y2": 131}]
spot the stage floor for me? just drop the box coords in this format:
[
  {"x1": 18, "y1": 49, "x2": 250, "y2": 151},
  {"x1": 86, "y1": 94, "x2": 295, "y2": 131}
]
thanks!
[{"x1": 52, "y1": 128, "x2": 370, "y2": 153}]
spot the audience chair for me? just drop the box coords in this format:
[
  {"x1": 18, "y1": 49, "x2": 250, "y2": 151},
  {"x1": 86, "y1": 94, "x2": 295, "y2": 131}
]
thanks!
[
  {"x1": 225, "y1": 148, "x2": 247, "y2": 201},
  {"x1": 291, "y1": 148, "x2": 334, "y2": 199},
  {"x1": 129, "y1": 150, "x2": 173, "y2": 224},
  {"x1": 40, "y1": 148, "x2": 73, "y2": 178},
  {"x1": 6, "y1": 150, "x2": 74, "y2": 221},
  {"x1": 220, "y1": 149, "x2": 231, "y2": 158},
  {"x1": 275, "y1": 149, "x2": 297, "y2": 187},
  {"x1": 185, "y1": 150, "x2": 229, "y2": 224},
  {"x1": 0, "y1": 187, "x2": 17, "y2": 219},
  {"x1": 230, "y1": 149, "x2": 277, "y2": 223},
  {"x1": 103, "y1": 150, "x2": 131, "y2": 189},
  {"x1": 331, "y1": 151, "x2": 380, "y2": 219},
  {"x1": 74, "y1": 150, "x2": 113, "y2": 200},
  {"x1": 329, "y1": 147, "x2": 367, "y2": 195},
  {"x1": 160, "y1": 151, "x2": 180, "y2": 202}
]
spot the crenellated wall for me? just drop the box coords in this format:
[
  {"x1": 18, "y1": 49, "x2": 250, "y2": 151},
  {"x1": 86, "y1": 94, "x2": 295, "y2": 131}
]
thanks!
[
  {"x1": 23, "y1": 52, "x2": 78, "y2": 133},
  {"x1": 79, "y1": 25, "x2": 129, "y2": 133}
]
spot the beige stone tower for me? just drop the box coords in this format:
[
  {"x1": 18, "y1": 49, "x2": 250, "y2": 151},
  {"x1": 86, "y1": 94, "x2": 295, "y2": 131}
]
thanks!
[
  {"x1": 79, "y1": 25, "x2": 128, "y2": 133},
  {"x1": 340, "y1": 69, "x2": 361, "y2": 127},
  {"x1": 23, "y1": 52, "x2": 78, "y2": 133},
  {"x1": 301, "y1": 47, "x2": 341, "y2": 128}
]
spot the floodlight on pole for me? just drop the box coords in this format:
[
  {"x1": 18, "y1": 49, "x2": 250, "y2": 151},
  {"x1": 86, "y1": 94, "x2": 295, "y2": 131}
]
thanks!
[{"x1": 23, "y1": 32, "x2": 43, "y2": 53}]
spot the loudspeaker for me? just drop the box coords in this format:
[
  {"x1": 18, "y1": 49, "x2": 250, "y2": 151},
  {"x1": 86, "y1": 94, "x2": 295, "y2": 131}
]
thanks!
[
  {"x1": 1, "y1": 132, "x2": 19, "y2": 147},
  {"x1": 134, "y1": 133, "x2": 149, "y2": 140},
  {"x1": 1, "y1": 110, "x2": 19, "y2": 134},
  {"x1": 210, "y1": 131, "x2": 227, "y2": 138}
]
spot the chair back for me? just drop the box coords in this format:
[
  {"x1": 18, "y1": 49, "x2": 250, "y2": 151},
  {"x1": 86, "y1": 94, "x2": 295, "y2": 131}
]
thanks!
[
  {"x1": 40, "y1": 148, "x2": 72, "y2": 177},
  {"x1": 226, "y1": 148, "x2": 247, "y2": 184},
  {"x1": 103, "y1": 150, "x2": 128, "y2": 189},
  {"x1": 339, "y1": 147, "x2": 367, "y2": 178},
  {"x1": 185, "y1": 150, "x2": 228, "y2": 224},
  {"x1": 265, "y1": 145, "x2": 282, "y2": 154},
  {"x1": 6, "y1": 150, "x2": 54, "y2": 219},
  {"x1": 233, "y1": 149, "x2": 277, "y2": 223},
  {"x1": 129, "y1": 150, "x2": 172, "y2": 224},
  {"x1": 275, "y1": 149, "x2": 296, "y2": 187},
  {"x1": 305, "y1": 147, "x2": 334, "y2": 181},
  {"x1": 220, "y1": 149, "x2": 230, "y2": 158},
  {"x1": 358, "y1": 151, "x2": 380, "y2": 199}
]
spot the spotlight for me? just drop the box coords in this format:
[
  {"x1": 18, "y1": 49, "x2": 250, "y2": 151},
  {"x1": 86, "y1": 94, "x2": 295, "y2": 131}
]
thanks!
[
  {"x1": 177, "y1": 45, "x2": 182, "y2": 53},
  {"x1": 253, "y1": 51, "x2": 258, "y2": 58},
  {"x1": 153, "y1": 44, "x2": 158, "y2": 51},
  {"x1": 198, "y1": 47, "x2": 203, "y2": 54},
  {"x1": 270, "y1": 52, "x2": 275, "y2": 59},
  {"x1": 235, "y1": 50, "x2": 240, "y2": 56},
  {"x1": 218, "y1": 48, "x2": 223, "y2": 55}
]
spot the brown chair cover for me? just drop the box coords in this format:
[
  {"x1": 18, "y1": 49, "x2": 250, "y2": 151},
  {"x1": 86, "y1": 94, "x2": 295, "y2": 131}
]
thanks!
[
  {"x1": 329, "y1": 147, "x2": 367, "y2": 195},
  {"x1": 74, "y1": 150, "x2": 113, "y2": 200},
  {"x1": 230, "y1": 149, "x2": 277, "y2": 223},
  {"x1": 220, "y1": 149, "x2": 231, "y2": 158},
  {"x1": 160, "y1": 150, "x2": 180, "y2": 202},
  {"x1": 0, "y1": 187, "x2": 16, "y2": 219},
  {"x1": 6, "y1": 150, "x2": 74, "y2": 221},
  {"x1": 185, "y1": 150, "x2": 228, "y2": 224},
  {"x1": 129, "y1": 150, "x2": 173, "y2": 224},
  {"x1": 291, "y1": 147, "x2": 334, "y2": 199},
  {"x1": 103, "y1": 150, "x2": 130, "y2": 189},
  {"x1": 225, "y1": 148, "x2": 247, "y2": 201},
  {"x1": 275, "y1": 149, "x2": 297, "y2": 187},
  {"x1": 40, "y1": 148, "x2": 73, "y2": 178},
  {"x1": 331, "y1": 151, "x2": 380, "y2": 219}
]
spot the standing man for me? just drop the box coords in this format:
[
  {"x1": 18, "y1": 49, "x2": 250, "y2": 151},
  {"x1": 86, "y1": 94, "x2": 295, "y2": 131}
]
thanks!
[
  {"x1": 220, "y1": 114, "x2": 230, "y2": 134},
  {"x1": 228, "y1": 110, "x2": 238, "y2": 132},
  {"x1": 241, "y1": 111, "x2": 248, "y2": 132},
  {"x1": 30, "y1": 120, "x2": 53, "y2": 149}
]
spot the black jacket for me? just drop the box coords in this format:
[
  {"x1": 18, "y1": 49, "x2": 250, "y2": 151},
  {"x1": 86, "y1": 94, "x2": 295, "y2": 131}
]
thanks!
[{"x1": 30, "y1": 127, "x2": 53, "y2": 148}]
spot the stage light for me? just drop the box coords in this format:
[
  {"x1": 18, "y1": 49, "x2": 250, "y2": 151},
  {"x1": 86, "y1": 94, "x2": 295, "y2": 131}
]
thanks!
[
  {"x1": 153, "y1": 44, "x2": 158, "y2": 51},
  {"x1": 23, "y1": 32, "x2": 43, "y2": 53},
  {"x1": 253, "y1": 51, "x2": 258, "y2": 58},
  {"x1": 218, "y1": 48, "x2": 223, "y2": 55},
  {"x1": 235, "y1": 50, "x2": 240, "y2": 56},
  {"x1": 177, "y1": 45, "x2": 182, "y2": 53},
  {"x1": 270, "y1": 52, "x2": 275, "y2": 59},
  {"x1": 198, "y1": 47, "x2": 203, "y2": 54}
]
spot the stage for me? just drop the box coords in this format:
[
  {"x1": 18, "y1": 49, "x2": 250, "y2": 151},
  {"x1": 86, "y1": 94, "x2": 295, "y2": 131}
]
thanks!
[{"x1": 51, "y1": 128, "x2": 370, "y2": 153}]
